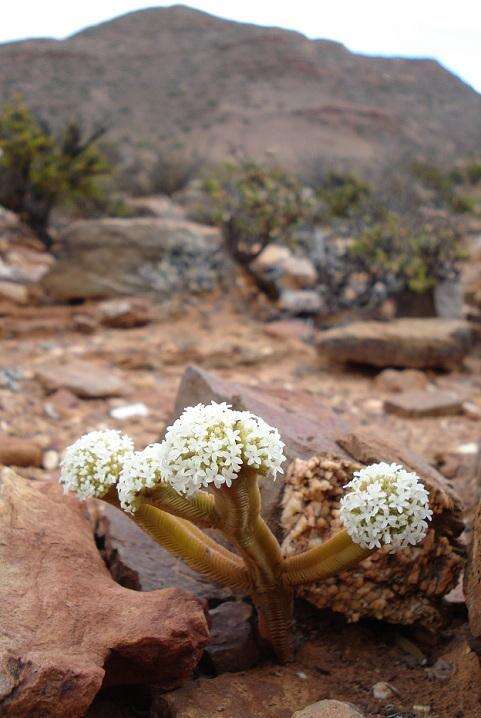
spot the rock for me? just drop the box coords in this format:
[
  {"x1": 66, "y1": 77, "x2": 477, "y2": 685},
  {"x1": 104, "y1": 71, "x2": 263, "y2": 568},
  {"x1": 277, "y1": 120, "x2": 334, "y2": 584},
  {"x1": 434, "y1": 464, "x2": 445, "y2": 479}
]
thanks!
[
  {"x1": 204, "y1": 601, "x2": 260, "y2": 674},
  {"x1": 172, "y1": 367, "x2": 464, "y2": 627},
  {"x1": 72, "y1": 313, "x2": 99, "y2": 334},
  {"x1": 463, "y1": 401, "x2": 481, "y2": 421},
  {"x1": 96, "y1": 297, "x2": 153, "y2": 329},
  {"x1": 281, "y1": 451, "x2": 463, "y2": 628},
  {"x1": 292, "y1": 700, "x2": 364, "y2": 718},
  {"x1": 434, "y1": 279, "x2": 463, "y2": 319},
  {"x1": 93, "y1": 503, "x2": 231, "y2": 603},
  {"x1": 466, "y1": 502, "x2": 481, "y2": 648},
  {"x1": 109, "y1": 402, "x2": 150, "y2": 420},
  {"x1": 384, "y1": 390, "x2": 464, "y2": 418},
  {"x1": 125, "y1": 194, "x2": 187, "y2": 220},
  {"x1": 264, "y1": 319, "x2": 314, "y2": 343},
  {"x1": 0, "y1": 280, "x2": 28, "y2": 304},
  {"x1": 374, "y1": 368, "x2": 428, "y2": 393},
  {"x1": 316, "y1": 319, "x2": 472, "y2": 370},
  {"x1": 35, "y1": 360, "x2": 125, "y2": 398},
  {"x1": 372, "y1": 682, "x2": 395, "y2": 700},
  {"x1": 41, "y1": 217, "x2": 229, "y2": 301},
  {"x1": 279, "y1": 290, "x2": 323, "y2": 316},
  {"x1": 252, "y1": 245, "x2": 317, "y2": 291},
  {"x1": 0, "y1": 469, "x2": 209, "y2": 718},
  {"x1": 0, "y1": 435, "x2": 42, "y2": 467},
  {"x1": 42, "y1": 449, "x2": 60, "y2": 471}
]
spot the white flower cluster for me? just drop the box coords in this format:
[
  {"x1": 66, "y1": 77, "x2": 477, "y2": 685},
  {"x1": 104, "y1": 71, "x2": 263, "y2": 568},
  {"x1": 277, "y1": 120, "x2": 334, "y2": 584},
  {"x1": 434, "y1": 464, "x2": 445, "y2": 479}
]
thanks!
[
  {"x1": 160, "y1": 402, "x2": 285, "y2": 495},
  {"x1": 339, "y1": 462, "x2": 432, "y2": 551},
  {"x1": 117, "y1": 444, "x2": 164, "y2": 513},
  {"x1": 60, "y1": 403, "x2": 285, "y2": 510},
  {"x1": 60, "y1": 430, "x2": 133, "y2": 500}
]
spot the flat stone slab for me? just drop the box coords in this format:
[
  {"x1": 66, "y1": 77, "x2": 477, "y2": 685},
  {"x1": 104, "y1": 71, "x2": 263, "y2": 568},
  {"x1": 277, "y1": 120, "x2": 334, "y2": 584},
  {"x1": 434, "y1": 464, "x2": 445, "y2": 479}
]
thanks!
[
  {"x1": 384, "y1": 390, "x2": 464, "y2": 417},
  {"x1": 35, "y1": 359, "x2": 125, "y2": 398},
  {"x1": 316, "y1": 318, "x2": 472, "y2": 370}
]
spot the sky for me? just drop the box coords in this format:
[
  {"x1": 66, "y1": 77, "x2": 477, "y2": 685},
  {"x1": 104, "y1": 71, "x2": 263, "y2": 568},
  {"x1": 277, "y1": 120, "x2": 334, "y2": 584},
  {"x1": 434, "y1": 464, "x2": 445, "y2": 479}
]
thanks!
[{"x1": 1, "y1": 1, "x2": 481, "y2": 92}]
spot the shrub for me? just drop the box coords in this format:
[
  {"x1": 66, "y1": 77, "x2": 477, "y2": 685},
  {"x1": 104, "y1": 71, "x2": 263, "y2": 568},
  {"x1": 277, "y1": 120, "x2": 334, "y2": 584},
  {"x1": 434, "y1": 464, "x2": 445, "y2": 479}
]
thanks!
[
  {"x1": 202, "y1": 161, "x2": 316, "y2": 266},
  {"x1": 0, "y1": 98, "x2": 109, "y2": 247},
  {"x1": 316, "y1": 171, "x2": 370, "y2": 218},
  {"x1": 349, "y1": 213, "x2": 466, "y2": 295}
]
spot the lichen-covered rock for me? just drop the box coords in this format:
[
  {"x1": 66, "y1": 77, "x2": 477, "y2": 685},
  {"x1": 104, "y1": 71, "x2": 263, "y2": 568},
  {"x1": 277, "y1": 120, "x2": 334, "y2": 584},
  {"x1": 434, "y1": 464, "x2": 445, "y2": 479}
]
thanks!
[
  {"x1": 0, "y1": 468, "x2": 209, "y2": 718},
  {"x1": 281, "y1": 453, "x2": 463, "y2": 627}
]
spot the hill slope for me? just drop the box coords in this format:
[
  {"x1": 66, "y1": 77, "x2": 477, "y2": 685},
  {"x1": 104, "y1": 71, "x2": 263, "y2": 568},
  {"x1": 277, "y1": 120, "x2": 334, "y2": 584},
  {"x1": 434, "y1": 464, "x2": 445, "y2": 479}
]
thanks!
[{"x1": 1, "y1": 5, "x2": 480, "y2": 177}]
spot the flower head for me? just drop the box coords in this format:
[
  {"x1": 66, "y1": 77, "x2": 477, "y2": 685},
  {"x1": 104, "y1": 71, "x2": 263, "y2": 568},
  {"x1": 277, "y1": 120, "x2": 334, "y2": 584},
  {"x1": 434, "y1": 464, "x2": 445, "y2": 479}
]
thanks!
[
  {"x1": 160, "y1": 402, "x2": 285, "y2": 494},
  {"x1": 60, "y1": 430, "x2": 134, "y2": 500},
  {"x1": 339, "y1": 462, "x2": 432, "y2": 550},
  {"x1": 118, "y1": 443, "x2": 165, "y2": 513}
]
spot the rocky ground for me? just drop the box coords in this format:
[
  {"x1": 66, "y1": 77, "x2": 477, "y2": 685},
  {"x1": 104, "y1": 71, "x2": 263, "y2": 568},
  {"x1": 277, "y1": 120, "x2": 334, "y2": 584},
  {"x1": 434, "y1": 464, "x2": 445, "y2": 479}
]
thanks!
[
  {"x1": 2, "y1": 207, "x2": 481, "y2": 717},
  {"x1": 1, "y1": 293, "x2": 481, "y2": 717}
]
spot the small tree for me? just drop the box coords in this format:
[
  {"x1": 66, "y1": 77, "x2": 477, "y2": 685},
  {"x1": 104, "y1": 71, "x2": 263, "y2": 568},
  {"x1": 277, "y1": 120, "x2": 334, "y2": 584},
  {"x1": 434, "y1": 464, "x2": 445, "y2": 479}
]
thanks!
[
  {"x1": 203, "y1": 161, "x2": 315, "y2": 268},
  {"x1": 0, "y1": 99, "x2": 108, "y2": 248}
]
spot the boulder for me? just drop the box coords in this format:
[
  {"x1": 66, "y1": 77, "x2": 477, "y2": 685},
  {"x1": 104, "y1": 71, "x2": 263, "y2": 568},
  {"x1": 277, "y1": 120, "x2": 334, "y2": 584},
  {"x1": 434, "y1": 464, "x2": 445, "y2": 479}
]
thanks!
[
  {"x1": 0, "y1": 469, "x2": 209, "y2": 718},
  {"x1": 252, "y1": 245, "x2": 317, "y2": 291},
  {"x1": 41, "y1": 217, "x2": 229, "y2": 301},
  {"x1": 279, "y1": 290, "x2": 324, "y2": 316},
  {"x1": 96, "y1": 297, "x2": 153, "y2": 329},
  {"x1": 292, "y1": 700, "x2": 364, "y2": 718},
  {"x1": 384, "y1": 390, "x2": 464, "y2": 418},
  {"x1": 204, "y1": 601, "x2": 260, "y2": 674},
  {"x1": 317, "y1": 318, "x2": 472, "y2": 369},
  {"x1": 35, "y1": 360, "x2": 125, "y2": 399},
  {"x1": 171, "y1": 367, "x2": 464, "y2": 627}
]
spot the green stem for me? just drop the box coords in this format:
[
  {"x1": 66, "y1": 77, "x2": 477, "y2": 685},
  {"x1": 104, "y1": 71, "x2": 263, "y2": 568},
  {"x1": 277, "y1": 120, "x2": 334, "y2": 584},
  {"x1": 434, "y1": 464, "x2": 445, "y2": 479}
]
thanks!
[{"x1": 282, "y1": 529, "x2": 371, "y2": 587}]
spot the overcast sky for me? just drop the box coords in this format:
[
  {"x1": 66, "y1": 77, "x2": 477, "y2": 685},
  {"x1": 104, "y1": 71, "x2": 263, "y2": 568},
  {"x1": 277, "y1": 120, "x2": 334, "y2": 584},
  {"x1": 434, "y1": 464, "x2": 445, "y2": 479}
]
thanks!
[{"x1": 2, "y1": 1, "x2": 480, "y2": 92}]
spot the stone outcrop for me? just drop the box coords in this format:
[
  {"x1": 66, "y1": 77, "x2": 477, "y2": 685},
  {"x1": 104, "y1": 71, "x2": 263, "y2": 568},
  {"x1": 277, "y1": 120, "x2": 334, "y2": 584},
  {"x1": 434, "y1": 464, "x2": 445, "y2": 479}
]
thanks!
[
  {"x1": 170, "y1": 366, "x2": 464, "y2": 627},
  {"x1": 317, "y1": 318, "x2": 472, "y2": 369},
  {"x1": 0, "y1": 469, "x2": 209, "y2": 718},
  {"x1": 41, "y1": 217, "x2": 230, "y2": 301}
]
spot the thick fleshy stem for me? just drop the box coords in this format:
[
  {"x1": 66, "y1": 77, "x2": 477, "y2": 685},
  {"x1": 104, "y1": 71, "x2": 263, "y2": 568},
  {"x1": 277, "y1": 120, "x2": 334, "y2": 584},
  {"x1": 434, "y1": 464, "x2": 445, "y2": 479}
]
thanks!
[
  {"x1": 147, "y1": 483, "x2": 219, "y2": 528},
  {"x1": 213, "y1": 468, "x2": 293, "y2": 661},
  {"x1": 134, "y1": 502, "x2": 252, "y2": 592},
  {"x1": 282, "y1": 529, "x2": 371, "y2": 586}
]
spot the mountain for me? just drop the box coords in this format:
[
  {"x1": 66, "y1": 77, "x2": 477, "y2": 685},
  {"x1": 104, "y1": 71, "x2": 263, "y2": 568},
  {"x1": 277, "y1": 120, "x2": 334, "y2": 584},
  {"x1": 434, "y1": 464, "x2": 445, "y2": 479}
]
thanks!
[{"x1": 1, "y1": 5, "x2": 480, "y2": 179}]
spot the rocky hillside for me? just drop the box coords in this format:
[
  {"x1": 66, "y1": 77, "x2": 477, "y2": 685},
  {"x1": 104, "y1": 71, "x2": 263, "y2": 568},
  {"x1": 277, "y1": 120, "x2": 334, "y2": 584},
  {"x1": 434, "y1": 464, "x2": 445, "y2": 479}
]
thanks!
[{"x1": 1, "y1": 5, "x2": 480, "y2": 178}]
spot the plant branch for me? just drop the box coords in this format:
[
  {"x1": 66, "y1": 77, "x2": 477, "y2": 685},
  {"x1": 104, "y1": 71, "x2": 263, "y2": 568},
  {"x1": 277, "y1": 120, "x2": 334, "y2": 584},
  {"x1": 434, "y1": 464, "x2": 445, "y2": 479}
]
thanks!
[
  {"x1": 147, "y1": 483, "x2": 219, "y2": 528},
  {"x1": 134, "y1": 502, "x2": 252, "y2": 592},
  {"x1": 282, "y1": 529, "x2": 371, "y2": 587}
]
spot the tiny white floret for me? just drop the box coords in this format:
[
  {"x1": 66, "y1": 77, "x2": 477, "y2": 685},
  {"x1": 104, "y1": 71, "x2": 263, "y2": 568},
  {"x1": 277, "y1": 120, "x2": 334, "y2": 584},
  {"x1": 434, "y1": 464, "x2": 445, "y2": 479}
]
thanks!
[
  {"x1": 60, "y1": 430, "x2": 134, "y2": 500},
  {"x1": 339, "y1": 462, "x2": 432, "y2": 551},
  {"x1": 118, "y1": 443, "x2": 165, "y2": 513},
  {"x1": 160, "y1": 402, "x2": 285, "y2": 495}
]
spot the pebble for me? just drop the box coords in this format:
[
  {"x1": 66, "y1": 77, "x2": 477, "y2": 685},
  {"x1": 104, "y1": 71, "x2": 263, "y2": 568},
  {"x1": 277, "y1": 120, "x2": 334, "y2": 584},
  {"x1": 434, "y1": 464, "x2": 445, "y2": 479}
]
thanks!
[
  {"x1": 42, "y1": 450, "x2": 60, "y2": 471},
  {"x1": 110, "y1": 403, "x2": 150, "y2": 420},
  {"x1": 372, "y1": 682, "x2": 395, "y2": 700}
]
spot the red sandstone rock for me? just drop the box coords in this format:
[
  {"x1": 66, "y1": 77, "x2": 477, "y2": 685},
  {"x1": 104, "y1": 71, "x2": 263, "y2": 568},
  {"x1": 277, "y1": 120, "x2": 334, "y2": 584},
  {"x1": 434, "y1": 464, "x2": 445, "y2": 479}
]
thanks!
[
  {"x1": 0, "y1": 468, "x2": 209, "y2": 718},
  {"x1": 35, "y1": 359, "x2": 125, "y2": 398},
  {"x1": 0, "y1": 435, "x2": 42, "y2": 467}
]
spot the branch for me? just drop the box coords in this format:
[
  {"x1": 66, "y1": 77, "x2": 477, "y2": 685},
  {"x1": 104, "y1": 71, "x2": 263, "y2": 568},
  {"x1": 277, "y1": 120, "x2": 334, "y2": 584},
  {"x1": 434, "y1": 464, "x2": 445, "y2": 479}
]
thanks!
[
  {"x1": 282, "y1": 529, "x2": 371, "y2": 587},
  {"x1": 134, "y1": 502, "x2": 252, "y2": 592},
  {"x1": 147, "y1": 483, "x2": 219, "y2": 528}
]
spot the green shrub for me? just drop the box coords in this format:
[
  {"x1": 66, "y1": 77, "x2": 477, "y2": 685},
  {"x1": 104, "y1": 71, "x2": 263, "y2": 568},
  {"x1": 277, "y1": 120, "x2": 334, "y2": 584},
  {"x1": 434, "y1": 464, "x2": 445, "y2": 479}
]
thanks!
[
  {"x1": 0, "y1": 98, "x2": 109, "y2": 247},
  {"x1": 465, "y1": 162, "x2": 481, "y2": 186},
  {"x1": 202, "y1": 161, "x2": 316, "y2": 265},
  {"x1": 316, "y1": 171, "x2": 370, "y2": 218},
  {"x1": 349, "y1": 213, "x2": 466, "y2": 294}
]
